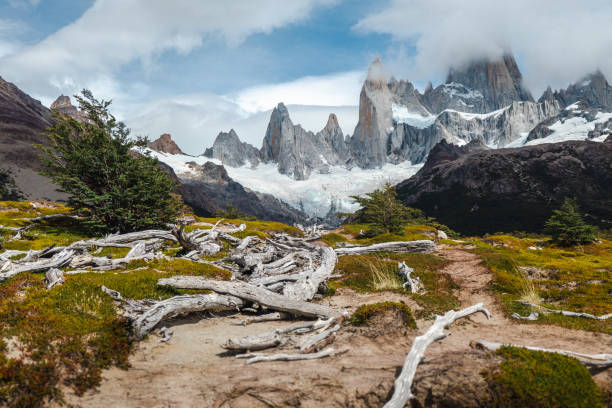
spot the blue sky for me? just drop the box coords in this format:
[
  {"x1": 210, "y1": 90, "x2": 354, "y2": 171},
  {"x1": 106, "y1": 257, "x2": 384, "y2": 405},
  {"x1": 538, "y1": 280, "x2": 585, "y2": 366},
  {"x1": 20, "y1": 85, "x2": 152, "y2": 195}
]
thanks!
[{"x1": 1, "y1": 0, "x2": 611, "y2": 153}]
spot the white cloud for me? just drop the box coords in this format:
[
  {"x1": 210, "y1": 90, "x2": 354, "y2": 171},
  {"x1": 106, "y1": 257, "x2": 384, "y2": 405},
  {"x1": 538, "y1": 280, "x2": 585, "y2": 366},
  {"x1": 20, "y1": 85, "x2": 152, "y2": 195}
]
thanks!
[
  {"x1": 0, "y1": 19, "x2": 27, "y2": 59},
  {"x1": 230, "y1": 70, "x2": 363, "y2": 113},
  {"x1": 8, "y1": 0, "x2": 41, "y2": 9},
  {"x1": 355, "y1": 0, "x2": 612, "y2": 95},
  {"x1": 0, "y1": 0, "x2": 338, "y2": 100}
]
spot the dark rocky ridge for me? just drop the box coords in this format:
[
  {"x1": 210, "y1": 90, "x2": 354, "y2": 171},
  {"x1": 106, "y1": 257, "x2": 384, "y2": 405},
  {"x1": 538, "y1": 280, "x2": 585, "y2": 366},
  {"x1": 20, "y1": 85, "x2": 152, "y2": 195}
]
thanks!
[
  {"x1": 397, "y1": 138, "x2": 612, "y2": 235},
  {"x1": 177, "y1": 161, "x2": 306, "y2": 224},
  {"x1": 0, "y1": 76, "x2": 64, "y2": 200}
]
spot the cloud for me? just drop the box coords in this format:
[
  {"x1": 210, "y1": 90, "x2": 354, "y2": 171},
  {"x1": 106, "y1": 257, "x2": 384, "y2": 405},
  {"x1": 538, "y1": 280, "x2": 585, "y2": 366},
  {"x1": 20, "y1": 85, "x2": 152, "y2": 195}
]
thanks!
[
  {"x1": 230, "y1": 70, "x2": 363, "y2": 113},
  {"x1": 0, "y1": 0, "x2": 338, "y2": 100},
  {"x1": 8, "y1": 0, "x2": 41, "y2": 9},
  {"x1": 355, "y1": 0, "x2": 612, "y2": 95},
  {"x1": 0, "y1": 19, "x2": 27, "y2": 59}
]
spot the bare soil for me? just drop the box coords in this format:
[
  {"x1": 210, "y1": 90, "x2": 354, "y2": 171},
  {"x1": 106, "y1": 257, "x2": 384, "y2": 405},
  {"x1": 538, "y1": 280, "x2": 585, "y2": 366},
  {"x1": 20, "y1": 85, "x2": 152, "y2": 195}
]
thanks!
[{"x1": 62, "y1": 246, "x2": 612, "y2": 407}]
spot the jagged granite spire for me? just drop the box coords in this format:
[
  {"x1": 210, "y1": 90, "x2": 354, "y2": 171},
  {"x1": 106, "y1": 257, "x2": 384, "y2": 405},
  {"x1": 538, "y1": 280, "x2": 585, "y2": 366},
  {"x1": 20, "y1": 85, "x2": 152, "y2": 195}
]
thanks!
[
  {"x1": 50, "y1": 95, "x2": 87, "y2": 121},
  {"x1": 553, "y1": 70, "x2": 612, "y2": 110},
  {"x1": 204, "y1": 129, "x2": 260, "y2": 167},
  {"x1": 422, "y1": 54, "x2": 534, "y2": 114},
  {"x1": 260, "y1": 103, "x2": 351, "y2": 179},
  {"x1": 348, "y1": 57, "x2": 395, "y2": 169}
]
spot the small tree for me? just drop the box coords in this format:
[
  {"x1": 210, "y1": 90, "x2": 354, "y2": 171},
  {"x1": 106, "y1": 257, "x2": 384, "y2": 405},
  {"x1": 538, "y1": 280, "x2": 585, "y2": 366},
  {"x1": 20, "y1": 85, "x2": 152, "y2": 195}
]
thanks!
[
  {"x1": 544, "y1": 198, "x2": 596, "y2": 246},
  {"x1": 350, "y1": 183, "x2": 421, "y2": 234},
  {"x1": 38, "y1": 90, "x2": 182, "y2": 234},
  {"x1": 0, "y1": 168, "x2": 23, "y2": 201}
]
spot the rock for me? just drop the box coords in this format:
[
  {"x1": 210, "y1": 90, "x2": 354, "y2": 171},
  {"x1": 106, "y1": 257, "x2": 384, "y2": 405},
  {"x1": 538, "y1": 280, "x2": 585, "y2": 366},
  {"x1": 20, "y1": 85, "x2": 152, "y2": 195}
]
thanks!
[
  {"x1": 204, "y1": 129, "x2": 260, "y2": 167},
  {"x1": 422, "y1": 54, "x2": 534, "y2": 114},
  {"x1": 260, "y1": 103, "x2": 350, "y2": 179},
  {"x1": 436, "y1": 230, "x2": 448, "y2": 240},
  {"x1": 0, "y1": 75, "x2": 63, "y2": 201},
  {"x1": 177, "y1": 161, "x2": 306, "y2": 224},
  {"x1": 397, "y1": 139, "x2": 612, "y2": 235},
  {"x1": 348, "y1": 57, "x2": 395, "y2": 169},
  {"x1": 50, "y1": 95, "x2": 87, "y2": 122},
  {"x1": 148, "y1": 133, "x2": 185, "y2": 155},
  {"x1": 552, "y1": 70, "x2": 612, "y2": 110}
]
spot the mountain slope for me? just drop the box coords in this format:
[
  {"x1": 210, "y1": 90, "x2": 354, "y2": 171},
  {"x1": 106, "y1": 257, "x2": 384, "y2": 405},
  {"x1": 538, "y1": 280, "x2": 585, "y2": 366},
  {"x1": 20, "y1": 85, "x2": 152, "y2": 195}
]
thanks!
[
  {"x1": 397, "y1": 138, "x2": 612, "y2": 235},
  {"x1": 0, "y1": 76, "x2": 63, "y2": 200}
]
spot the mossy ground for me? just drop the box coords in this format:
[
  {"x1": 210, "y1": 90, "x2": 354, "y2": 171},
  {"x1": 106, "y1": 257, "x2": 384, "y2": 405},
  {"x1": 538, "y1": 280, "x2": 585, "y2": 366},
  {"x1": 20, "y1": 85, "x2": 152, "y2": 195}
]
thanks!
[
  {"x1": 322, "y1": 223, "x2": 436, "y2": 247},
  {"x1": 329, "y1": 251, "x2": 457, "y2": 318},
  {"x1": 0, "y1": 202, "x2": 274, "y2": 407},
  {"x1": 350, "y1": 301, "x2": 417, "y2": 329},
  {"x1": 484, "y1": 346, "x2": 605, "y2": 408},
  {"x1": 471, "y1": 235, "x2": 612, "y2": 334}
]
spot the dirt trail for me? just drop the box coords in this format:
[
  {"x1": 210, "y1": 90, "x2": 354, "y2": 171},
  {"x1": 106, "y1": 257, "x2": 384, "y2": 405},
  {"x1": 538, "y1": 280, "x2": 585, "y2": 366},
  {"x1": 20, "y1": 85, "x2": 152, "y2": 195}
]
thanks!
[{"x1": 63, "y1": 246, "x2": 611, "y2": 407}]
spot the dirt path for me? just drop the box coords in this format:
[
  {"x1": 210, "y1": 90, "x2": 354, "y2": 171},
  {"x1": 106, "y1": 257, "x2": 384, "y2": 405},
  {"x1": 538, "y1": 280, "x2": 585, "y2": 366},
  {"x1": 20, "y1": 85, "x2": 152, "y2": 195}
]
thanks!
[{"x1": 62, "y1": 246, "x2": 611, "y2": 407}]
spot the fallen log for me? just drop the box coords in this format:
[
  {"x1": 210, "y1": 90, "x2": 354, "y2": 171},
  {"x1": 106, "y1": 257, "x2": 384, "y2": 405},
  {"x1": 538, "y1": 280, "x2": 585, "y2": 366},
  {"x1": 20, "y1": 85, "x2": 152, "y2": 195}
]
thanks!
[
  {"x1": 157, "y1": 277, "x2": 340, "y2": 319},
  {"x1": 334, "y1": 240, "x2": 435, "y2": 256},
  {"x1": 384, "y1": 303, "x2": 491, "y2": 408},
  {"x1": 0, "y1": 249, "x2": 75, "y2": 281},
  {"x1": 473, "y1": 340, "x2": 612, "y2": 372},
  {"x1": 132, "y1": 293, "x2": 245, "y2": 339},
  {"x1": 518, "y1": 301, "x2": 612, "y2": 320},
  {"x1": 511, "y1": 311, "x2": 539, "y2": 320},
  {"x1": 231, "y1": 312, "x2": 291, "y2": 326},
  {"x1": 224, "y1": 331, "x2": 287, "y2": 351},
  {"x1": 237, "y1": 347, "x2": 338, "y2": 364}
]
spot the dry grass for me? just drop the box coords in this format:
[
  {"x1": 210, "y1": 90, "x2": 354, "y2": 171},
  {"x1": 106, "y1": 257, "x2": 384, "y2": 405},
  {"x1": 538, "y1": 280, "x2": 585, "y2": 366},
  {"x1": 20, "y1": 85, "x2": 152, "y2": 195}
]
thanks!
[{"x1": 367, "y1": 255, "x2": 403, "y2": 291}]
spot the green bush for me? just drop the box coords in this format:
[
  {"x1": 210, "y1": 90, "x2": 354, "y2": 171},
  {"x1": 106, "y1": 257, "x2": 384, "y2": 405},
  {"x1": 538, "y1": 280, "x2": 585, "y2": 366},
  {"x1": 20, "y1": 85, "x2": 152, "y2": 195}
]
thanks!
[
  {"x1": 38, "y1": 90, "x2": 182, "y2": 234},
  {"x1": 486, "y1": 346, "x2": 604, "y2": 408},
  {"x1": 350, "y1": 183, "x2": 422, "y2": 234},
  {"x1": 0, "y1": 168, "x2": 23, "y2": 201},
  {"x1": 350, "y1": 301, "x2": 416, "y2": 329},
  {"x1": 545, "y1": 198, "x2": 596, "y2": 247}
]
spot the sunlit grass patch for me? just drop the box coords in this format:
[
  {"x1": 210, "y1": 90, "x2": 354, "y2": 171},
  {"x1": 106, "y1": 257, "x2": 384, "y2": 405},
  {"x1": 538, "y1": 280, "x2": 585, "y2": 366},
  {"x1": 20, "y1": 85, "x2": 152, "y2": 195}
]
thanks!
[
  {"x1": 329, "y1": 252, "x2": 456, "y2": 318},
  {"x1": 472, "y1": 236, "x2": 612, "y2": 334},
  {"x1": 350, "y1": 301, "x2": 417, "y2": 329}
]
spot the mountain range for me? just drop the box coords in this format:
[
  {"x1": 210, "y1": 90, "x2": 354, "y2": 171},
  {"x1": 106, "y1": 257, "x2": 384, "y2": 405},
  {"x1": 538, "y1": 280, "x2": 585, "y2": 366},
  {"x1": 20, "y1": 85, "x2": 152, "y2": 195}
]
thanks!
[{"x1": 1, "y1": 53, "x2": 611, "y2": 231}]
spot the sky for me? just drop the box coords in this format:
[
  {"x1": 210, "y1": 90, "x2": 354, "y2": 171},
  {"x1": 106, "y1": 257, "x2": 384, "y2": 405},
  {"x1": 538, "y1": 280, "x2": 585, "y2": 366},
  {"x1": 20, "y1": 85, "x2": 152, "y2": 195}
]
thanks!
[{"x1": 1, "y1": 0, "x2": 612, "y2": 154}]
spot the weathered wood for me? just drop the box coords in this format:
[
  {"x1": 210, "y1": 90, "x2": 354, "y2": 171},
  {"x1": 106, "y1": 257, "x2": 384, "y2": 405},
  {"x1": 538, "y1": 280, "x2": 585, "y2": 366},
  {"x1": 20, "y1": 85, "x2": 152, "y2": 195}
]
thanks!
[
  {"x1": 45, "y1": 268, "x2": 64, "y2": 289},
  {"x1": 0, "y1": 249, "x2": 75, "y2": 281},
  {"x1": 231, "y1": 312, "x2": 292, "y2": 326},
  {"x1": 157, "y1": 276, "x2": 340, "y2": 318},
  {"x1": 237, "y1": 347, "x2": 337, "y2": 364},
  {"x1": 384, "y1": 303, "x2": 491, "y2": 408},
  {"x1": 398, "y1": 261, "x2": 421, "y2": 293},
  {"x1": 473, "y1": 340, "x2": 612, "y2": 372},
  {"x1": 518, "y1": 301, "x2": 612, "y2": 320},
  {"x1": 224, "y1": 331, "x2": 286, "y2": 351},
  {"x1": 335, "y1": 240, "x2": 435, "y2": 256},
  {"x1": 282, "y1": 247, "x2": 337, "y2": 301},
  {"x1": 298, "y1": 323, "x2": 341, "y2": 353},
  {"x1": 511, "y1": 311, "x2": 539, "y2": 320},
  {"x1": 130, "y1": 294, "x2": 245, "y2": 338},
  {"x1": 20, "y1": 213, "x2": 84, "y2": 222}
]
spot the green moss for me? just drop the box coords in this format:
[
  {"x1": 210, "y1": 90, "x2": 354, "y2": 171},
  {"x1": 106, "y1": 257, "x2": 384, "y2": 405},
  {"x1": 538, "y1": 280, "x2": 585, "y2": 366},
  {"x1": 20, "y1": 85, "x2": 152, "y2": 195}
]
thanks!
[
  {"x1": 472, "y1": 236, "x2": 612, "y2": 334},
  {"x1": 329, "y1": 252, "x2": 457, "y2": 318},
  {"x1": 338, "y1": 223, "x2": 435, "y2": 244},
  {"x1": 320, "y1": 233, "x2": 348, "y2": 247},
  {"x1": 350, "y1": 301, "x2": 417, "y2": 329},
  {"x1": 0, "y1": 275, "x2": 132, "y2": 407},
  {"x1": 485, "y1": 346, "x2": 605, "y2": 408}
]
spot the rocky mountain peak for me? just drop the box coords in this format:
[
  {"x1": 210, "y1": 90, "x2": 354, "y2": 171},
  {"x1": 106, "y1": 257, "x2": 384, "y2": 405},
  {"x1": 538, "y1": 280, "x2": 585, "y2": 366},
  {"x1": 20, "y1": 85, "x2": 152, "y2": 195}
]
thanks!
[
  {"x1": 554, "y1": 70, "x2": 612, "y2": 110},
  {"x1": 148, "y1": 133, "x2": 185, "y2": 155},
  {"x1": 50, "y1": 94, "x2": 87, "y2": 122},
  {"x1": 204, "y1": 129, "x2": 260, "y2": 168},
  {"x1": 324, "y1": 113, "x2": 340, "y2": 133},
  {"x1": 366, "y1": 56, "x2": 389, "y2": 88},
  {"x1": 423, "y1": 53, "x2": 533, "y2": 114},
  {"x1": 50, "y1": 95, "x2": 72, "y2": 110}
]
